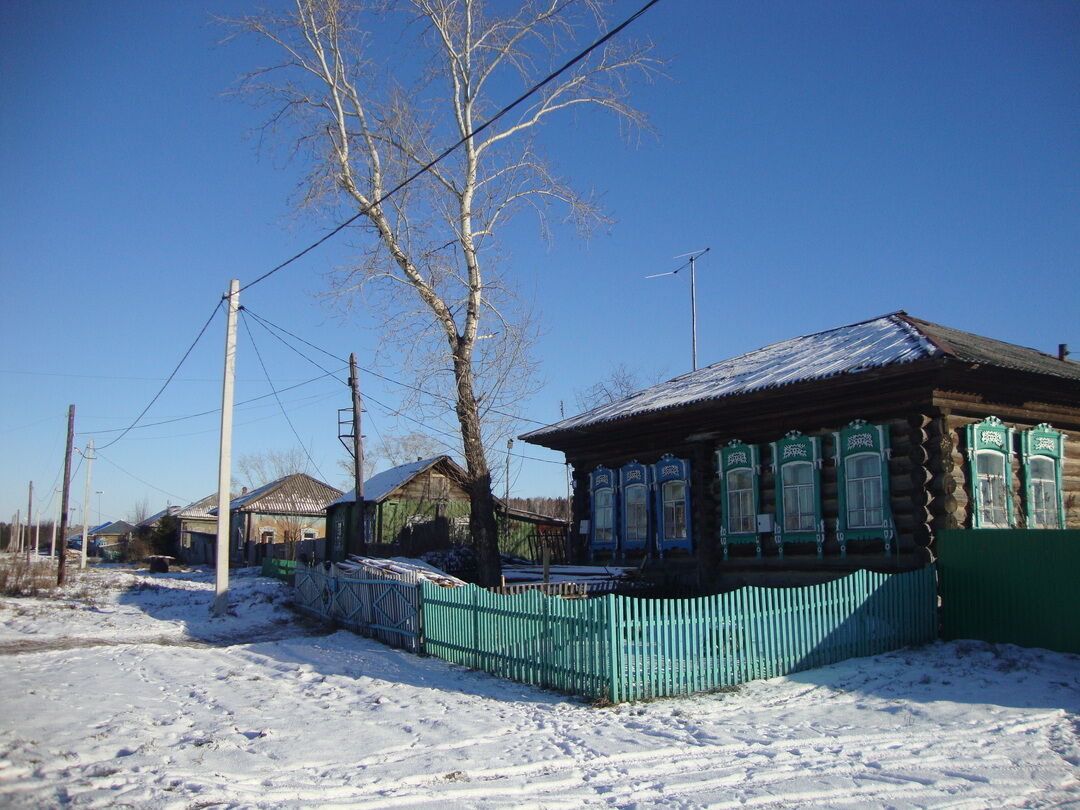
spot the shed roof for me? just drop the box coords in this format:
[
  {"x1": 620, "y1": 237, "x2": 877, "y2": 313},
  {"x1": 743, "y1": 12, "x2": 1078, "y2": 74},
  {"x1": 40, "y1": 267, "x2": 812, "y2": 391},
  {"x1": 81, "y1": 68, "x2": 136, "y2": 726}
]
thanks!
[
  {"x1": 329, "y1": 456, "x2": 466, "y2": 507},
  {"x1": 91, "y1": 520, "x2": 135, "y2": 538},
  {"x1": 211, "y1": 473, "x2": 342, "y2": 516},
  {"x1": 521, "y1": 312, "x2": 1080, "y2": 442},
  {"x1": 177, "y1": 493, "x2": 220, "y2": 521},
  {"x1": 135, "y1": 505, "x2": 182, "y2": 529}
]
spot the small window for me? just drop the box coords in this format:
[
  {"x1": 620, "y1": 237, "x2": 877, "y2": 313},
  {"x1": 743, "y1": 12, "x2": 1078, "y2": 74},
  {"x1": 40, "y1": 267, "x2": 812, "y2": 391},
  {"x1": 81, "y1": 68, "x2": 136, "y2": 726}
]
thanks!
[
  {"x1": 726, "y1": 469, "x2": 755, "y2": 533},
  {"x1": 593, "y1": 486, "x2": 613, "y2": 543},
  {"x1": 302, "y1": 528, "x2": 317, "y2": 541},
  {"x1": 966, "y1": 417, "x2": 1014, "y2": 529},
  {"x1": 260, "y1": 528, "x2": 276, "y2": 543},
  {"x1": 782, "y1": 462, "x2": 816, "y2": 532},
  {"x1": 845, "y1": 454, "x2": 883, "y2": 529},
  {"x1": 1028, "y1": 457, "x2": 1059, "y2": 528},
  {"x1": 624, "y1": 484, "x2": 648, "y2": 544},
  {"x1": 976, "y1": 451, "x2": 1009, "y2": 528},
  {"x1": 662, "y1": 481, "x2": 687, "y2": 539}
]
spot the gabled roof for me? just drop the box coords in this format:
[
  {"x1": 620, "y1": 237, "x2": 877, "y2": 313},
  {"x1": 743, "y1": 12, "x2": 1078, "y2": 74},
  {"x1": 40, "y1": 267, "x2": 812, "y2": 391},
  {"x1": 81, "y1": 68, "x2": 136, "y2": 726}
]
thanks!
[
  {"x1": 521, "y1": 312, "x2": 1080, "y2": 442},
  {"x1": 211, "y1": 473, "x2": 343, "y2": 516},
  {"x1": 177, "y1": 492, "x2": 220, "y2": 521},
  {"x1": 135, "y1": 505, "x2": 182, "y2": 529},
  {"x1": 91, "y1": 520, "x2": 135, "y2": 537},
  {"x1": 329, "y1": 455, "x2": 467, "y2": 506}
]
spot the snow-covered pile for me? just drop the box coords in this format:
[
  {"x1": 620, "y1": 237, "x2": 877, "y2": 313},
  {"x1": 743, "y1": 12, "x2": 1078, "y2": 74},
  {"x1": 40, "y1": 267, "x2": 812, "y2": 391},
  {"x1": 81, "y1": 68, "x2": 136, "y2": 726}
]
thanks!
[
  {"x1": 338, "y1": 555, "x2": 468, "y2": 587},
  {"x1": 1, "y1": 564, "x2": 1078, "y2": 808}
]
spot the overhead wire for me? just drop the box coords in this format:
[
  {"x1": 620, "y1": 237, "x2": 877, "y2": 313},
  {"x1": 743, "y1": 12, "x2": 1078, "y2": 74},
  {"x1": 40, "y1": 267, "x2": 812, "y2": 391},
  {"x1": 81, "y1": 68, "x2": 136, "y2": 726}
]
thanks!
[
  {"x1": 236, "y1": 0, "x2": 664, "y2": 294},
  {"x1": 239, "y1": 310, "x2": 329, "y2": 482},
  {"x1": 95, "y1": 300, "x2": 223, "y2": 450}
]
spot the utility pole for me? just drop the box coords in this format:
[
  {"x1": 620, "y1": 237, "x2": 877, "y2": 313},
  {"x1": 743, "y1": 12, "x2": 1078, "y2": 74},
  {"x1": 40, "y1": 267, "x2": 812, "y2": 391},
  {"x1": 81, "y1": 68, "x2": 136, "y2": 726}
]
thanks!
[
  {"x1": 57, "y1": 404, "x2": 75, "y2": 586},
  {"x1": 79, "y1": 441, "x2": 94, "y2": 569},
  {"x1": 34, "y1": 520, "x2": 40, "y2": 558},
  {"x1": 12, "y1": 510, "x2": 20, "y2": 554},
  {"x1": 25, "y1": 481, "x2": 33, "y2": 564},
  {"x1": 348, "y1": 353, "x2": 365, "y2": 558},
  {"x1": 214, "y1": 281, "x2": 239, "y2": 617}
]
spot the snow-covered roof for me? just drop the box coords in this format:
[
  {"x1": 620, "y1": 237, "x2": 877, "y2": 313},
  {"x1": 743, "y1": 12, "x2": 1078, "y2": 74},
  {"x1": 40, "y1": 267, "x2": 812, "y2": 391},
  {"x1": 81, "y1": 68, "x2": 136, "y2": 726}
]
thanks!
[
  {"x1": 329, "y1": 456, "x2": 463, "y2": 507},
  {"x1": 177, "y1": 493, "x2": 220, "y2": 520},
  {"x1": 211, "y1": 473, "x2": 342, "y2": 516},
  {"x1": 134, "y1": 505, "x2": 182, "y2": 529},
  {"x1": 521, "y1": 311, "x2": 1080, "y2": 443}
]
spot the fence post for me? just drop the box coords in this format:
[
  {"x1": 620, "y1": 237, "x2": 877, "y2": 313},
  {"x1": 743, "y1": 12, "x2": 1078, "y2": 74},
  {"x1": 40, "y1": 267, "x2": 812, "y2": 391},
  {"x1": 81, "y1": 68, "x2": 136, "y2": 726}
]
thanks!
[
  {"x1": 606, "y1": 594, "x2": 622, "y2": 703},
  {"x1": 416, "y1": 581, "x2": 425, "y2": 655}
]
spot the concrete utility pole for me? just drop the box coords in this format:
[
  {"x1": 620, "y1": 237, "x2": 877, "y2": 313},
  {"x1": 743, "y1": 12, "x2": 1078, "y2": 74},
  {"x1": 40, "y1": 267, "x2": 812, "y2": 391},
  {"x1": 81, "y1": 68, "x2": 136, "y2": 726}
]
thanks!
[
  {"x1": 214, "y1": 281, "x2": 239, "y2": 617},
  {"x1": 25, "y1": 481, "x2": 33, "y2": 563},
  {"x1": 348, "y1": 353, "x2": 365, "y2": 558},
  {"x1": 79, "y1": 441, "x2": 94, "y2": 569},
  {"x1": 57, "y1": 404, "x2": 75, "y2": 586},
  {"x1": 12, "y1": 510, "x2": 20, "y2": 554}
]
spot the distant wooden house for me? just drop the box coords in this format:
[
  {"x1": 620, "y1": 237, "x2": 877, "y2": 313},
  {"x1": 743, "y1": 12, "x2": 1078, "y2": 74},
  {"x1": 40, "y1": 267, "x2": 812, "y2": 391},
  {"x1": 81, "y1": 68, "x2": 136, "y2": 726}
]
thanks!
[
  {"x1": 326, "y1": 455, "x2": 569, "y2": 562},
  {"x1": 520, "y1": 312, "x2": 1080, "y2": 588},
  {"x1": 176, "y1": 493, "x2": 219, "y2": 564},
  {"x1": 210, "y1": 473, "x2": 343, "y2": 566}
]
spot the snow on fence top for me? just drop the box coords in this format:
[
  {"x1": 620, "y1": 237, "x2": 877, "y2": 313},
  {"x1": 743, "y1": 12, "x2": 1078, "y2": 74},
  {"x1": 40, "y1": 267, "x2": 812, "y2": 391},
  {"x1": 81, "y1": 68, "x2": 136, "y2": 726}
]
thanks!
[{"x1": 522, "y1": 313, "x2": 939, "y2": 439}]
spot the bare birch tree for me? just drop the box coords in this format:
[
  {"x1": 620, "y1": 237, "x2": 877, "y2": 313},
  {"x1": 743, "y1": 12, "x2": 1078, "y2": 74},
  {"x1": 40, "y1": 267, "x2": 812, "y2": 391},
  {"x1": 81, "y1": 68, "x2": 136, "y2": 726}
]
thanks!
[{"x1": 229, "y1": 0, "x2": 658, "y2": 584}]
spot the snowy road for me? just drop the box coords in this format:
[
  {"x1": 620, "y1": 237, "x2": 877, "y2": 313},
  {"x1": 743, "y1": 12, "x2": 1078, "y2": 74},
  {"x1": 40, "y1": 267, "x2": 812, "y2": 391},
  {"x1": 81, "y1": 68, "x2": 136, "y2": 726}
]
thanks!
[{"x1": 0, "y1": 565, "x2": 1077, "y2": 808}]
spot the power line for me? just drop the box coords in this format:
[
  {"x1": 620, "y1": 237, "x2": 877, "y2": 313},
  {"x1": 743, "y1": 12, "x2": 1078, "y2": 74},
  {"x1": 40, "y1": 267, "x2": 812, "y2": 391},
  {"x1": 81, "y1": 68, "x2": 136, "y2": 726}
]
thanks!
[
  {"x1": 95, "y1": 450, "x2": 191, "y2": 504},
  {"x1": 237, "y1": 0, "x2": 664, "y2": 293},
  {"x1": 241, "y1": 308, "x2": 347, "y2": 382},
  {"x1": 242, "y1": 306, "x2": 549, "y2": 427},
  {"x1": 96, "y1": 301, "x2": 223, "y2": 451},
  {"x1": 240, "y1": 311, "x2": 328, "y2": 482},
  {"x1": 78, "y1": 368, "x2": 346, "y2": 435}
]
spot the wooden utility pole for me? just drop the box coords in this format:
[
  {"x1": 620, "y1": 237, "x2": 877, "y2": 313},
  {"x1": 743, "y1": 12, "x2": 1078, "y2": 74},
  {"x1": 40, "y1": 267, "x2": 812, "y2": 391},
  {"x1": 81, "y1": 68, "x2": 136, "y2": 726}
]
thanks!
[
  {"x1": 57, "y1": 404, "x2": 75, "y2": 586},
  {"x1": 214, "y1": 281, "x2": 239, "y2": 617},
  {"x1": 25, "y1": 481, "x2": 33, "y2": 563},
  {"x1": 79, "y1": 441, "x2": 94, "y2": 569},
  {"x1": 348, "y1": 353, "x2": 365, "y2": 558}
]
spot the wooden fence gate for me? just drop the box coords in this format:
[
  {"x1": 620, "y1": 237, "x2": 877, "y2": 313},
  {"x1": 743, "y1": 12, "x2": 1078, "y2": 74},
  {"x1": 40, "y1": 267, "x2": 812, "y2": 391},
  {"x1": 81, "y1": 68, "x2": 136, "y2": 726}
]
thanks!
[{"x1": 293, "y1": 561, "x2": 422, "y2": 653}]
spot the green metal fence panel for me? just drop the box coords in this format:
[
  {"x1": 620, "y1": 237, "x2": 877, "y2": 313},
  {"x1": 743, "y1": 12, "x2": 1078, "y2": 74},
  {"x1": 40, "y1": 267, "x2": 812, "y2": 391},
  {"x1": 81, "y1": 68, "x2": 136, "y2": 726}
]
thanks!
[
  {"x1": 938, "y1": 529, "x2": 1080, "y2": 654},
  {"x1": 261, "y1": 557, "x2": 297, "y2": 583}
]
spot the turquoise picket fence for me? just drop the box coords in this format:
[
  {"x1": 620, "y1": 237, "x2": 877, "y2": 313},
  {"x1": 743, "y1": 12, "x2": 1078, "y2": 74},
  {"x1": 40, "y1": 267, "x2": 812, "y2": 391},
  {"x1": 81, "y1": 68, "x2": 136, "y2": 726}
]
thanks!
[
  {"x1": 422, "y1": 566, "x2": 937, "y2": 702},
  {"x1": 261, "y1": 557, "x2": 297, "y2": 583}
]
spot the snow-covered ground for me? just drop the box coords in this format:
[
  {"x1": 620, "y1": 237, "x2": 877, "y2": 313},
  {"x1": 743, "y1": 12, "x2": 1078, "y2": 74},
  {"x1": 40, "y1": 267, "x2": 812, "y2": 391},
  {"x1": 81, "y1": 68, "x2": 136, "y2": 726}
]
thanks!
[{"x1": 0, "y1": 564, "x2": 1077, "y2": 809}]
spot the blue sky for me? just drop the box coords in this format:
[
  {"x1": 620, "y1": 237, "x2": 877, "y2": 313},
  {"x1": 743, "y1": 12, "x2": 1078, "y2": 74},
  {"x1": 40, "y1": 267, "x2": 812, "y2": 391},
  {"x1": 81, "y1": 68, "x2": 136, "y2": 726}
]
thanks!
[{"x1": 1, "y1": 0, "x2": 1077, "y2": 527}]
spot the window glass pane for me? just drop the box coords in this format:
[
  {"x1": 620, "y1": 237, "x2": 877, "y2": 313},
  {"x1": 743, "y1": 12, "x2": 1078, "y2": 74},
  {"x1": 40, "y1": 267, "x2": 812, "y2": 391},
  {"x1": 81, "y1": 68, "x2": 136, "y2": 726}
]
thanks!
[
  {"x1": 1029, "y1": 457, "x2": 1060, "y2": 528},
  {"x1": 727, "y1": 469, "x2": 754, "y2": 533},
  {"x1": 594, "y1": 489, "x2": 613, "y2": 541},
  {"x1": 845, "y1": 454, "x2": 883, "y2": 529},
  {"x1": 625, "y1": 484, "x2": 647, "y2": 541},
  {"x1": 976, "y1": 451, "x2": 1008, "y2": 527},
  {"x1": 662, "y1": 481, "x2": 687, "y2": 539},
  {"x1": 782, "y1": 462, "x2": 815, "y2": 532}
]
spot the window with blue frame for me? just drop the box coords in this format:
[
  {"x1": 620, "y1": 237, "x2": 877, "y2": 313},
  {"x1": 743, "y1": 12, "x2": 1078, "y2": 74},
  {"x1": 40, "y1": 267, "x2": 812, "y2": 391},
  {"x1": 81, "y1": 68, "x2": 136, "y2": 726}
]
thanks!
[
  {"x1": 653, "y1": 455, "x2": 691, "y2": 555},
  {"x1": 966, "y1": 417, "x2": 1014, "y2": 529},
  {"x1": 620, "y1": 462, "x2": 650, "y2": 554},
  {"x1": 1021, "y1": 424, "x2": 1065, "y2": 529},
  {"x1": 833, "y1": 420, "x2": 894, "y2": 556},
  {"x1": 770, "y1": 431, "x2": 824, "y2": 557},
  {"x1": 717, "y1": 440, "x2": 761, "y2": 558},
  {"x1": 589, "y1": 467, "x2": 617, "y2": 553}
]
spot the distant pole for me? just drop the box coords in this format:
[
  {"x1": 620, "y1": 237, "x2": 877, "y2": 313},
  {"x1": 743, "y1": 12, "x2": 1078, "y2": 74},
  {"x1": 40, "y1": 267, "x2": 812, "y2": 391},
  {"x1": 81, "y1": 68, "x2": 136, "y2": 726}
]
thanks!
[
  {"x1": 214, "y1": 280, "x2": 239, "y2": 617},
  {"x1": 504, "y1": 438, "x2": 513, "y2": 552},
  {"x1": 49, "y1": 506, "x2": 57, "y2": 559},
  {"x1": 13, "y1": 510, "x2": 20, "y2": 554},
  {"x1": 57, "y1": 404, "x2": 75, "y2": 585},
  {"x1": 34, "y1": 520, "x2": 40, "y2": 558},
  {"x1": 348, "y1": 353, "x2": 365, "y2": 558},
  {"x1": 79, "y1": 441, "x2": 94, "y2": 570},
  {"x1": 25, "y1": 481, "x2": 33, "y2": 563}
]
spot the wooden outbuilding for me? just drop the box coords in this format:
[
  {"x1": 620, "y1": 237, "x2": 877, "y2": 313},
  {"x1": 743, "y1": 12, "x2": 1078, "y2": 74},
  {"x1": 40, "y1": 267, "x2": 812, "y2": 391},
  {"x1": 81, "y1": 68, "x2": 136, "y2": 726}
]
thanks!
[
  {"x1": 326, "y1": 455, "x2": 568, "y2": 563},
  {"x1": 521, "y1": 312, "x2": 1080, "y2": 587}
]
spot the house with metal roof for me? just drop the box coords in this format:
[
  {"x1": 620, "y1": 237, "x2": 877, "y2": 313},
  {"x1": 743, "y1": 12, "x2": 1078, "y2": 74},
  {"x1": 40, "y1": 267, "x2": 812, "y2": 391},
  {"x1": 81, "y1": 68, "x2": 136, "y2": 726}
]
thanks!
[
  {"x1": 521, "y1": 312, "x2": 1080, "y2": 588},
  {"x1": 176, "y1": 493, "x2": 220, "y2": 564},
  {"x1": 209, "y1": 473, "x2": 343, "y2": 566}
]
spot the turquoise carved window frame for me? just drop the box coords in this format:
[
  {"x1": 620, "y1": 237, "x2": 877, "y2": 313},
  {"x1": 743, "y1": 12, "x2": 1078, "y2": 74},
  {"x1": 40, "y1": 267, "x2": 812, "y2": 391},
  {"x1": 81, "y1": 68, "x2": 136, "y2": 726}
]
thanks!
[
  {"x1": 966, "y1": 417, "x2": 1015, "y2": 529},
  {"x1": 619, "y1": 461, "x2": 651, "y2": 557},
  {"x1": 833, "y1": 420, "x2": 894, "y2": 556},
  {"x1": 653, "y1": 454, "x2": 692, "y2": 557},
  {"x1": 1021, "y1": 424, "x2": 1065, "y2": 529},
  {"x1": 589, "y1": 466, "x2": 617, "y2": 558},
  {"x1": 717, "y1": 440, "x2": 761, "y2": 559},
  {"x1": 770, "y1": 431, "x2": 824, "y2": 557}
]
